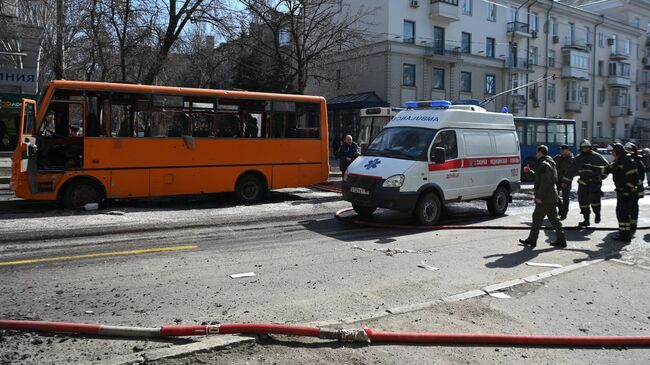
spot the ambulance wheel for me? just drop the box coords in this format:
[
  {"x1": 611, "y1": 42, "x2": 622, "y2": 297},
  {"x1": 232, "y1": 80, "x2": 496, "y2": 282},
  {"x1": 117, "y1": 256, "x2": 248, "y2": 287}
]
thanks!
[
  {"x1": 352, "y1": 204, "x2": 376, "y2": 218},
  {"x1": 487, "y1": 186, "x2": 509, "y2": 216},
  {"x1": 413, "y1": 193, "x2": 442, "y2": 226}
]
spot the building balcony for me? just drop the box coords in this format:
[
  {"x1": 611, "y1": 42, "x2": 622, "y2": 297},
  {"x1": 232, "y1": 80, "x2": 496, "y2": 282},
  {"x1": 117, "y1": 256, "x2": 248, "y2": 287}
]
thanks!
[
  {"x1": 565, "y1": 101, "x2": 582, "y2": 113},
  {"x1": 508, "y1": 57, "x2": 531, "y2": 72},
  {"x1": 611, "y1": 105, "x2": 630, "y2": 117},
  {"x1": 430, "y1": 0, "x2": 460, "y2": 22},
  {"x1": 424, "y1": 42, "x2": 461, "y2": 62},
  {"x1": 562, "y1": 38, "x2": 591, "y2": 52},
  {"x1": 610, "y1": 48, "x2": 630, "y2": 61},
  {"x1": 561, "y1": 66, "x2": 589, "y2": 80},
  {"x1": 507, "y1": 21, "x2": 532, "y2": 38},
  {"x1": 608, "y1": 75, "x2": 631, "y2": 87}
]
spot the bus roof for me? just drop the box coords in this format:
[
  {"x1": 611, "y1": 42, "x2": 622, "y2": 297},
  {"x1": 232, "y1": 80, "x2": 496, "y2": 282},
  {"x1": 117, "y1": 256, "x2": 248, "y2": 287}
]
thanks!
[
  {"x1": 45, "y1": 80, "x2": 326, "y2": 104},
  {"x1": 387, "y1": 107, "x2": 515, "y2": 131},
  {"x1": 513, "y1": 116, "x2": 575, "y2": 123}
]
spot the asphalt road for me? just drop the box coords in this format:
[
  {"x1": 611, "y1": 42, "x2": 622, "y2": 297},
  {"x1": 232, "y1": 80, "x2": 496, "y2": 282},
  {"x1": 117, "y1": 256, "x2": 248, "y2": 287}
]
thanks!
[{"x1": 0, "y1": 180, "x2": 649, "y2": 364}]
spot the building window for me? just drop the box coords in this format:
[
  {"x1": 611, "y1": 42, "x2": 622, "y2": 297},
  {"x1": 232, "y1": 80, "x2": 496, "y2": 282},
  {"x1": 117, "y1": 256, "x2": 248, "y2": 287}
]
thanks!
[
  {"x1": 403, "y1": 64, "x2": 415, "y2": 86},
  {"x1": 530, "y1": 13, "x2": 538, "y2": 33},
  {"x1": 598, "y1": 88, "x2": 606, "y2": 106},
  {"x1": 508, "y1": 7, "x2": 516, "y2": 23},
  {"x1": 635, "y1": 17, "x2": 640, "y2": 28},
  {"x1": 433, "y1": 68, "x2": 445, "y2": 89},
  {"x1": 462, "y1": 0, "x2": 472, "y2": 15},
  {"x1": 624, "y1": 39, "x2": 631, "y2": 54},
  {"x1": 581, "y1": 87, "x2": 589, "y2": 105},
  {"x1": 485, "y1": 74, "x2": 495, "y2": 95},
  {"x1": 487, "y1": 3, "x2": 496, "y2": 22},
  {"x1": 461, "y1": 32, "x2": 471, "y2": 53},
  {"x1": 486, "y1": 37, "x2": 495, "y2": 57},
  {"x1": 529, "y1": 47, "x2": 538, "y2": 65},
  {"x1": 548, "y1": 83, "x2": 556, "y2": 102},
  {"x1": 582, "y1": 121, "x2": 588, "y2": 139},
  {"x1": 596, "y1": 121, "x2": 603, "y2": 138},
  {"x1": 583, "y1": 26, "x2": 590, "y2": 44},
  {"x1": 598, "y1": 32, "x2": 604, "y2": 47},
  {"x1": 609, "y1": 62, "x2": 631, "y2": 78},
  {"x1": 403, "y1": 20, "x2": 415, "y2": 44},
  {"x1": 460, "y1": 72, "x2": 472, "y2": 92},
  {"x1": 566, "y1": 81, "x2": 580, "y2": 102},
  {"x1": 551, "y1": 17, "x2": 558, "y2": 36},
  {"x1": 624, "y1": 123, "x2": 630, "y2": 138},
  {"x1": 567, "y1": 23, "x2": 575, "y2": 43},
  {"x1": 611, "y1": 125, "x2": 616, "y2": 139},
  {"x1": 598, "y1": 60, "x2": 604, "y2": 76},
  {"x1": 548, "y1": 50, "x2": 556, "y2": 68},
  {"x1": 279, "y1": 29, "x2": 290, "y2": 46}
]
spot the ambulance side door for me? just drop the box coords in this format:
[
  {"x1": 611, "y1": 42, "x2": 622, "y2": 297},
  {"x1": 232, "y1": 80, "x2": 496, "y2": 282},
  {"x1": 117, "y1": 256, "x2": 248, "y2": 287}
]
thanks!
[{"x1": 428, "y1": 129, "x2": 462, "y2": 201}]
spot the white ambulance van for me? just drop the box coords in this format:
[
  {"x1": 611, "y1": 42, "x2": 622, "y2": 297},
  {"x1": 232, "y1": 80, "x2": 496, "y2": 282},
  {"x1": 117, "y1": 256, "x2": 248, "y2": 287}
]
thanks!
[{"x1": 342, "y1": 100, "x2": 521, "y2": 225}]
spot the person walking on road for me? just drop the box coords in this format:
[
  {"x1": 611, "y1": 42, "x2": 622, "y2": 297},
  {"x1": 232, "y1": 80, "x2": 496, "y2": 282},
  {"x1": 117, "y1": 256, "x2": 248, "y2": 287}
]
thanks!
[
  {"x1": 561, "y1": 139, "x2": 608, "y2": 227},
  {"x1": 338, "y1": 135, "x2": 359, "y2": 174},
  {"x1": 519, "y1": 145, "x2": 567, "y2": 248},
  {"x1": 624, "y1": 142, "x2": 645, "y2": 235},
  {"x1": 553, "y1": 144, "x2": 574, "y2": 220},
  {"x1": 591, "y1": 143, "x2": 639, "y2": 242}
]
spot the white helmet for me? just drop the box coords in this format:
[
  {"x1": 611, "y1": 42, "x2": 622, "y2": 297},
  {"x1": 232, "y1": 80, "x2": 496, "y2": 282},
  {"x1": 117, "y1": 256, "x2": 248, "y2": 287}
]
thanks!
[{"x1": 579, "y1": 139, "x2": 592, "y2": 148}]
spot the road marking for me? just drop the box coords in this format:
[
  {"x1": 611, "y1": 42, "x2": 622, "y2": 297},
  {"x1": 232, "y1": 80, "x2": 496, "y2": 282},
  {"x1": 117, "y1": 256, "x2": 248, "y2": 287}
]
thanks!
[{"x1": 0, "y1": 245, "x2": 198, "y2": 266}]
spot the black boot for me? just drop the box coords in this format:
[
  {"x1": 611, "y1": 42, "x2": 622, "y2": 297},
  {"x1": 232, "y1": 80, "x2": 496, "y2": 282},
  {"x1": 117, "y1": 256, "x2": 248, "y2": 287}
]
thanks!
[
  {"x1": 612, "y1": 233, "x2": 631, "y2": 243},
  {"x1": 550, "y1": 240, "x2": 567, "y2": 248},
  {"x1": 518, "y1": 239, "x2": 536, "y2": 248},
  {"x1": 594, "y1": 212, "x2": 601, "y2": 224},
  {"x1": 578, "y1": 214, "x2": 590, "y2": 227},
  {"x1": 631, "y1": 224, "x2": 637, "y2": 235}
]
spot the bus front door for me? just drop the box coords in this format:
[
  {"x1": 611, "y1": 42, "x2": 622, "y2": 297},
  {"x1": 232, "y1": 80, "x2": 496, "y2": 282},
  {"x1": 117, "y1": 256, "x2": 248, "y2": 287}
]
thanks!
[{"x1": 18, "y1": 99, "x2": 38, "y2": 194}]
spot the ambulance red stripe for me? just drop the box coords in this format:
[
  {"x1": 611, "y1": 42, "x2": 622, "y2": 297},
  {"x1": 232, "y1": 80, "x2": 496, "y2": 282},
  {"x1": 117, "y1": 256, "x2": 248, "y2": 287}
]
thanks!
[{"x1": 429, "y1": 156, "x2": 521, "y2": 171}]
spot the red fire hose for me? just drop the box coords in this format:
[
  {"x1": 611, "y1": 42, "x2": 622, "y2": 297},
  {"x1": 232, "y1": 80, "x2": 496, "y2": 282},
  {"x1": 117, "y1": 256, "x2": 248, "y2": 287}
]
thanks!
[
  {"x1": 335, "y1": 207, "x2": 650, "y2": 231},
  {"x1": 1, "y1": 320, "x2": 649, "y2": 347}
]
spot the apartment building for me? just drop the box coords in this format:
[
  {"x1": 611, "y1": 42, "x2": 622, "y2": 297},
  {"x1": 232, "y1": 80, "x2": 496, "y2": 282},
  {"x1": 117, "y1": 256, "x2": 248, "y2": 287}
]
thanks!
[{"x1": 309, "y1": 0, "x2": 649, "y2": 145}]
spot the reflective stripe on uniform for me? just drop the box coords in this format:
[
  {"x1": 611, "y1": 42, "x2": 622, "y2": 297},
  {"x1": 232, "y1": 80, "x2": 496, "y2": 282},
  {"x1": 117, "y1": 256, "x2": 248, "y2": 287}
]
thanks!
[
  {"x1": 578, "y1": 179, "x2": 588, "y2": 185},
  {"x1": 580, "y1": 204, "x2": 589, "y2": 208},
  {"x1": 626, "y1": 169, "x2": 638, "y2": 176},
  {"x1": 591, "y1": 203, "x2": 601, "y2": 207}
]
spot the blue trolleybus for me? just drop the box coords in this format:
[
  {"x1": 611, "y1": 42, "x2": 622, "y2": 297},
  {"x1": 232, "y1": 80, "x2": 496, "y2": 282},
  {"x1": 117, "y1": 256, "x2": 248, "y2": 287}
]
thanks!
[{"x1": 514, "y1": 117, "x2": 577, "y2": 181}]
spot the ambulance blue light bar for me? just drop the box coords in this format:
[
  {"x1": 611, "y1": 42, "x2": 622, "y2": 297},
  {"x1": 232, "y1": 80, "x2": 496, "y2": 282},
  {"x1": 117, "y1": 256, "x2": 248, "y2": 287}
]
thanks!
[{"x1": 404, "y1": 100, "x2": 451, "y2": 109}]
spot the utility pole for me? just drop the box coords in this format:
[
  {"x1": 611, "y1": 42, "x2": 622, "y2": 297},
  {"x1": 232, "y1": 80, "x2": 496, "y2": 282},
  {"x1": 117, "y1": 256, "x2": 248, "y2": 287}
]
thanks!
[{"x1": 54, "y1": 0, "x2": 65, "y2": 79}]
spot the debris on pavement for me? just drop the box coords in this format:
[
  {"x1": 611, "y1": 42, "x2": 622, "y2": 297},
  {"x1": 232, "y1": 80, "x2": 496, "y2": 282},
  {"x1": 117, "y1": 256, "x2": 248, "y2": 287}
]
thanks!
[
  {"x1": 417, "y1": 261, "x2": 439, "y2": 271},
  {"x1": 229, "y1": 272, "x2": 256, "y2": 279},
  {"x1": 488, "y1": 292, "x2": 511, "y2": 299},
  {"x1": 352, "y1": 245, "x2": 433, "y2": 256},
  {"x1": 84, "y1": 310, "x2": 94, "y2": 314},
  {"x1": 526, "y1": 262, "x2": 562, "y2": 268},
  {"x1": 105, "y1": 211, "x2": 126, "y2": 216},
  {"x1": 84, "y1": 203, "x2": 99, "y2": 211}
]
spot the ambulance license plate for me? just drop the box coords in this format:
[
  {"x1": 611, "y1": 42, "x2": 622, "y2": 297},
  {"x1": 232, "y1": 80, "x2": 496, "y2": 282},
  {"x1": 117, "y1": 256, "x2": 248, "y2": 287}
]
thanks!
[{"x1": 350, "y1": 187, "x2": 370, "y2": 195}]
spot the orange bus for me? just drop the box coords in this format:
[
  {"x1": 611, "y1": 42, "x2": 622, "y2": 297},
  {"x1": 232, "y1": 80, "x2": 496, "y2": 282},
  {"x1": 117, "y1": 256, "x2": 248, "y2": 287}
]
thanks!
[{"x1": 11, "y1": 81, "x2": 329, "y2": 209}]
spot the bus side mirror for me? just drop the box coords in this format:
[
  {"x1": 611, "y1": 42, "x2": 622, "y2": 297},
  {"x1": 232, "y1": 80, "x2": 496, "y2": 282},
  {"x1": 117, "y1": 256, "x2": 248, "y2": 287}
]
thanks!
[{"x1": 433, "y1": 147, "x2": 446, "y2": 164}]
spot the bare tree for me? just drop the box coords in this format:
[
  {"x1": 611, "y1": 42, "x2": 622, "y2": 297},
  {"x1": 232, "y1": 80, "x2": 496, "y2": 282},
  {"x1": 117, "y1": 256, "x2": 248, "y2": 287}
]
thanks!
[
  {"x1": 141, "y1": 0, "x2": 232, "y2": 85},
  {"x1": 239, "y1": 0, "x2": 372, "y2": 94}
]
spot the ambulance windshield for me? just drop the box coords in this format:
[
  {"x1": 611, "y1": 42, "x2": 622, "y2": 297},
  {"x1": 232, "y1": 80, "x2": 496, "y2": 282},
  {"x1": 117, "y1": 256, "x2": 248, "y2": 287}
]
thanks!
[{"x1": 364, "y1": 127, "x2": 436, "y2": 161}]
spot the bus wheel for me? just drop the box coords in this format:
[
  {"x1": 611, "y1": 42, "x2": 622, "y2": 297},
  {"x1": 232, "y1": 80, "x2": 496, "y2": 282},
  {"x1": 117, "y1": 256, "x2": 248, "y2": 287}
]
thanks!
[
  {"x1": 413, "y1": 193, "x2": 441, "y2": 226},
  {"x1": 487, "y1": 185, "x2": 509, "y2": 216},
  {"x1": 235, "y1": 174, "x2": 266, "y2": 204},
  {"x1": 61, "y1": 180, "x2": 104, "y2": 210},
  {"x1": 352, "y1": 204, "x2": 376, "y2": 218}
]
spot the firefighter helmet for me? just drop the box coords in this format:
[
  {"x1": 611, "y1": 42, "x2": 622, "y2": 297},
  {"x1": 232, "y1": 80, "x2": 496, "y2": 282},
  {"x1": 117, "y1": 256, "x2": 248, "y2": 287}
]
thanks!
[
  {"x1": 624, "y1": 142, "x2": 637, "y2": 153},
  {"x1": 610, "y1": 142, "x2": 625, "y2": 153},
  {"x1": 579, "y1": 139, "x2": 592, "y2": 148}
]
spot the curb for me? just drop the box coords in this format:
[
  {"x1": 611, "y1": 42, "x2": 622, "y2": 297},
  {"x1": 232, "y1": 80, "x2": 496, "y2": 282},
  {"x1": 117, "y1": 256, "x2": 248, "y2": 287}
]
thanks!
[
  {"x1": 86, "y1": 251, "x2": 617, "y2": 365},
  {"x1": 88, "y1": 335, "x2": 253, "y2": 365}
]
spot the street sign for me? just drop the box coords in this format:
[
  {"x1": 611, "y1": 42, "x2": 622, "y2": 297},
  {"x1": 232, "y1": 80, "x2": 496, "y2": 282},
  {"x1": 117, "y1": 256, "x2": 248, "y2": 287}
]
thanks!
[{"x1": 0, "y1": 68, "x2": 37, "y2": 88}]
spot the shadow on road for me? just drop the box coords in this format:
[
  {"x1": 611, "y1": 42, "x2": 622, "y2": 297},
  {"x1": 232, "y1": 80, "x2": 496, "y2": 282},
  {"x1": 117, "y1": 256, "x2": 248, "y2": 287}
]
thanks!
[
  {"x1": 483, "y1": 247, "x2": 556, "y2": 269},
  {"x1": 0, "y1": 191, "x2": 313, "y2": 220}
]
